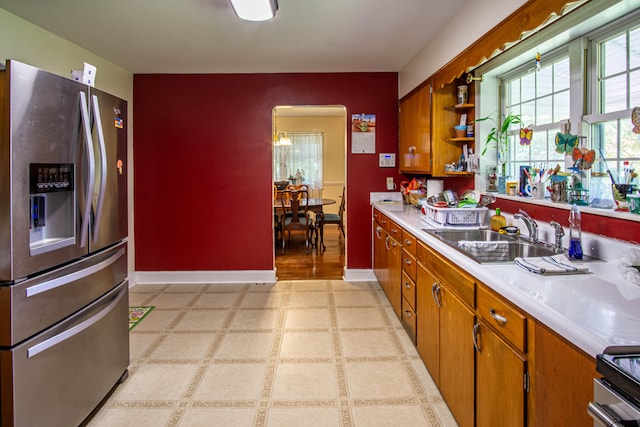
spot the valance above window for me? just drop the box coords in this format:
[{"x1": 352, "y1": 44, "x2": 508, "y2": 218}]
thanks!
[{"x1": 432, "y1": 0, "x2": 590, "y2": 89}]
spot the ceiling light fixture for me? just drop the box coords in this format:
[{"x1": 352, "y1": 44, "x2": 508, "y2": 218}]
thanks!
[{"x1": 229, "y1": 0, "x2": 278, "y2": 21}]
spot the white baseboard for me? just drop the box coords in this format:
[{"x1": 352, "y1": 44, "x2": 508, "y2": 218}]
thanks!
[
  {"x1": 343, "y1": 268, "x2": 376, "y2": 282},
  {"x1": 133, "y1": 270, "x2": 277, "y2": 286},
  {"x1": 131, "y1": 269, "x2": 376, "y2": 286}
]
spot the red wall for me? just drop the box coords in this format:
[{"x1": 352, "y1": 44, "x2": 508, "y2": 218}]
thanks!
[
  {"x1": 496, "y1": 198, "x2": 640, "y2": 244},
  {"x1": 133, "y1": 73, "x2": 402, "y2": 272}
]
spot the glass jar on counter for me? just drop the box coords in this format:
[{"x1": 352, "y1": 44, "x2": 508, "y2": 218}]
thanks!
[{"x1": 589, "y1": 172, "x2": 614, "y2": 209}]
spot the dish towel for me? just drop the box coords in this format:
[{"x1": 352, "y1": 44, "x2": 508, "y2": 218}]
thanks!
[
  {"x1": 458, "y1": 240, "x2": 510, "y2": 262},
  {"x1": 514, "y1": 255, "x2": 589, "y2": 275}
]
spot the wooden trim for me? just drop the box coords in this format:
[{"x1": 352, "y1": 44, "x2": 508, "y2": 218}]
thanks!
[{"x1": 432, "y1": 0, "x2": 590, "y2": 89}]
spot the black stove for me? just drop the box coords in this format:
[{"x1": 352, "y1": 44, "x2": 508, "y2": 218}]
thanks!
[{"x1": 597, "y1": 352, "x2": 640, "y2": 407}]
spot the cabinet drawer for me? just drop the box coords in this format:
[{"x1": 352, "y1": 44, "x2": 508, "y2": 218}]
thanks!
[
  {"x1": 417, "y1": 241, "x2": 475, "y2": 308},
  {"x1": 378, "y1": 212, "x2": 390, "y2": 231},
  {"x1": 402, "y1": 231, "x2": 417, "y2": 256},
  {"x1": 401, "y1": 249, "x2": 417, "y2": 282},
  {"x1": 401, "y1": 296, "x2": 417, "y2": 344},
  {"x1": 477, "y1": 283, "x2": 527, "y2": 353},
  {"x1": 388, "y1": 220, "x2": 402, "y2": 241},
  {"x1": 401, "y1": 271, "x2": 416, "y2": 310}
]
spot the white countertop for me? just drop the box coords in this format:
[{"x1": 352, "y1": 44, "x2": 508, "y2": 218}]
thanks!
[{"x1": 372, "y1": 200, "x2": 640, "y2": 357}]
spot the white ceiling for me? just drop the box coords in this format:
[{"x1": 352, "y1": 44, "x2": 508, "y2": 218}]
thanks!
[{"x1": 0, "y1": 0, "x2": 465, "y2": 74}]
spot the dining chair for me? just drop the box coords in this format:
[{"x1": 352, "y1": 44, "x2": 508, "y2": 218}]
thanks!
[
  {"x1": 273, "y1": 185, "x2": 283, "y2": 245},
  {"x1": 280, "y1": 189, "x2": 314, "y2": 254},
  {"x1": 317, "y1": 186, "x2": 345, "y2": 250},
  {"x1": 284, "y1": 184, "x2": 309, "y2": 219}
]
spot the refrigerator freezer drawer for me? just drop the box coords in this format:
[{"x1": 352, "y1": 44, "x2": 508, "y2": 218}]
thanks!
[
  {"x1": 0, "y1": 280, "x2": 129, "y2": 427},
  {"x1": 0, "y1": 242, "x2": 127, "y2": 346}
]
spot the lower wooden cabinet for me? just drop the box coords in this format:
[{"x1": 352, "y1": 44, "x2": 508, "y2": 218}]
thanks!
[
  {"x1": 416, "y1": 242, "x2": 475, "y2": 427},
  {"x1": 531, "y1": 321, "x2": 597, "y2": 426},
  {"x1": 401, "y1": 296, "x2": 417, "y2": 344},
  {"x1": 373, "y1": 219, "x2": 597, "y2": 427},
  {"x1": 475, "y1": 283, "x2": 528, "y2": 427},
  {"x1": 386, "y1": 234, "x2": 402, "y2": 318},
  {"x1": 416, "y1": 263, "x2": 440, "y2": 384},
  {"x1": 439, "y1": 286, "x2": 476, "y2": 427},
  {"x1": 475, "y1": 319, "x2": 527, "y2": 427}
]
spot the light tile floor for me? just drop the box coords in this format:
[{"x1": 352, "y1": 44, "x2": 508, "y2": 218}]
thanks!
[{"x1": 85, "y1": 280, "x2": 458, "y2": 426}]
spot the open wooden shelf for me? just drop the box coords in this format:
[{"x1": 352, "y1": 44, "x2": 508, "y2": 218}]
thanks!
[
  {"x1": 443, "y1": 171, "x2": 475, "y2": 176},
  {"x1": 445, "y1": 103, "x2": 475, "y2": 111},
  {"x1": 447, "y1": 137, "x2": 475, "y2": 142}
]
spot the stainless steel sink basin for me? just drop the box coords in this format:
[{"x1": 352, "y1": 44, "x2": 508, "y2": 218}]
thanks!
[
  {"x1": 429, "y1": 229, "x2": 517, "y2": 242},
  {"x1": 423, "y1": 228, "x2": 558, "y2": 263}
]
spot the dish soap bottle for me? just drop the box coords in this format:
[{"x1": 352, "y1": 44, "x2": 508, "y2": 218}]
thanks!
[
  {"x1": 490, "y1": 208, "x2": 507, "y2": 231},
  {"x1": 568, "y1": 205, "x2": 583, "y2": 260}
]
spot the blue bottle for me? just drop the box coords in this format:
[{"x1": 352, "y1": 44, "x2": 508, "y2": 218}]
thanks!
[{"x1": 568, "y1": 205, "x2": 583, "y2": 260}]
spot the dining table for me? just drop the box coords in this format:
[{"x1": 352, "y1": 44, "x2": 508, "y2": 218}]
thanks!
[{"x1": 274, "y1": 198, "x2": 336, "y2": 249}]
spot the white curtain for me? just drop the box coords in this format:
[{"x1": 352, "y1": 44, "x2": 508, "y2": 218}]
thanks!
[{"x1": 274, "y1": 132, "x2": 323, "y2": 196}]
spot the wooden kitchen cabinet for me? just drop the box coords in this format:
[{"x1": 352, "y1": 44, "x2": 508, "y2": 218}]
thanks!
[
  {"x1": 475, "y1": 283, "x2": 528, "y2": 427},
  {"x1": 416, "y1": 241, "x2": 475, "y2": 427},
  {"x1": 431, "y1": 80, "x2": 476, "y2": 177},
  {"x1": 531, "y1": 321, "x2": 597, "y2": 427},
  {"x1": 386, "y1": 222, "x2": 402, "y2": 319},
  {"x1": 416, "y1": 262, "x2": 440, "y2": 384},
  {"x1": 399, "y1": 82, "x2": 431, "y2": 174},
  {"x1": 373, "y1": 216, "x2": 387, "y2": 293},
  {"x1": 400, "y1": 230, "x2": 418, "y2": 342},
  {"x1": 372, "y1": 209, "x2": 402, "y2": 319}
]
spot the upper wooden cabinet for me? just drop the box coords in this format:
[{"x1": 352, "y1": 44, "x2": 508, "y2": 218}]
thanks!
[
  {"x1": 431, "y1": 80, "x2": 476, "y2": 177},
  {"x1": 399, "y1": 79, "x2": 478, "y2": 177},
  {"x1": 399, "y1": 82, "x2": 431, "y2": 174}
]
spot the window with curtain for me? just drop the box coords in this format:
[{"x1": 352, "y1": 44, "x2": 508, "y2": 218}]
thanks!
[{"x1": 273, "y1": 132, "x2": 324, "y2": 193}]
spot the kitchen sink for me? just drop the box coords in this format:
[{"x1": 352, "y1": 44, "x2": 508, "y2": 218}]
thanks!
[
  {"x1": 428, "y1": 229, "x2": 517, "y2": 243},
  {"x1": 423, "y1": 228, "x2": 558, "y2": 263}
]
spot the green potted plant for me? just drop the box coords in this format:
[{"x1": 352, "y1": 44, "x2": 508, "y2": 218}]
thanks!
[{"x1": 476, "y1": 111, "x2": 522, "y2": 176}]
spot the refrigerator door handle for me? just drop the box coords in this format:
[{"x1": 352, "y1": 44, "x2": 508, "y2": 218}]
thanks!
[
  {"x1": 25, "y1": 247, "x2": 125, "y2": 297},
  {"x1": 91, "y1": 94, "x2": 107, "y2": 242},
  {"x1": 79, "y1": 92, "x2": 95, "y2": 248},
  {"x1": 26, "y1": 283, "x2": 125, "y2": 358}
]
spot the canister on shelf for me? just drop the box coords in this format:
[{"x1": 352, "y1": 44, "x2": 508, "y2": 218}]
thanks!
[{"x1": 457, "y1": 85, "x2": 468, "y2": 105}]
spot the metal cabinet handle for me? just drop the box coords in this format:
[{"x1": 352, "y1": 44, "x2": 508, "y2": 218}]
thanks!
[
  {"x1": 404, "y1": 281, "x2": 411, "y2": 290},
  {"x1": 375, "y1": 226, "x2": 382, "y2": 239},
  {"x1": 78, "y1": 92, "x2": 95, "y2": 248},
  {"x1": 390, "y1": 227, "x2": 398, "y2": 234},
  {"x1": 385, "y1": 235, "x2": 390, "y2": 250},
  {"x1": 404, "y1": 239, "x2": 412, "y2": 246},
  {"x1": 431, "y1": 282, "x2": 442, "y2": 308},
  {"x1": 587, "y1": 402, "x2": 624, "y2": 427},
  {"x1": 489, "y1": 308, "x2": 508, "y2": 324},
  {"x1": 90, "y1": 94, "x2": 107, "y2": 243},
  {"x1": 404, "y1": 310, "x2": 413, "y2": 319},
  {"x1": 26, "y1": 248, "x2": 125, "y2": 297},
  {"x1": 404, "y1": 258, "x2": 412, "y2": 266},
  {"x1": 473, "y1": 322, "x2": 481, "y2": 352},
  {"x1": 390, "y1": 240, "x2": 397, "y2": 248},
  {"x1": 28, "y1": 285, "x2": 125, "y2": 358},
  {"x1": 381, "y1": 219, "x2": 388, "y2": 225}
]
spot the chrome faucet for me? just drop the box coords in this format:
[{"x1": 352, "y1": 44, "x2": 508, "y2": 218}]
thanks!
[
  {"x1": 549, "y1": 221, "x2": 565, "y2": 253},
  {"x1": 513, "y1": 209, "x2": 539, "y2": 243}
]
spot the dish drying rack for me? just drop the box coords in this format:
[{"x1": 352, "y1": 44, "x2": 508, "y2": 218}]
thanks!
[{"x1": 422, "y1": 204, "x2": 488, "y2": 227}]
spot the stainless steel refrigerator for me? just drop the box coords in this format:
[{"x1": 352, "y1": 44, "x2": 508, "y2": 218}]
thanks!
[{"x1": 0, "y1": 59, "x2": 129, "y2": 426}]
